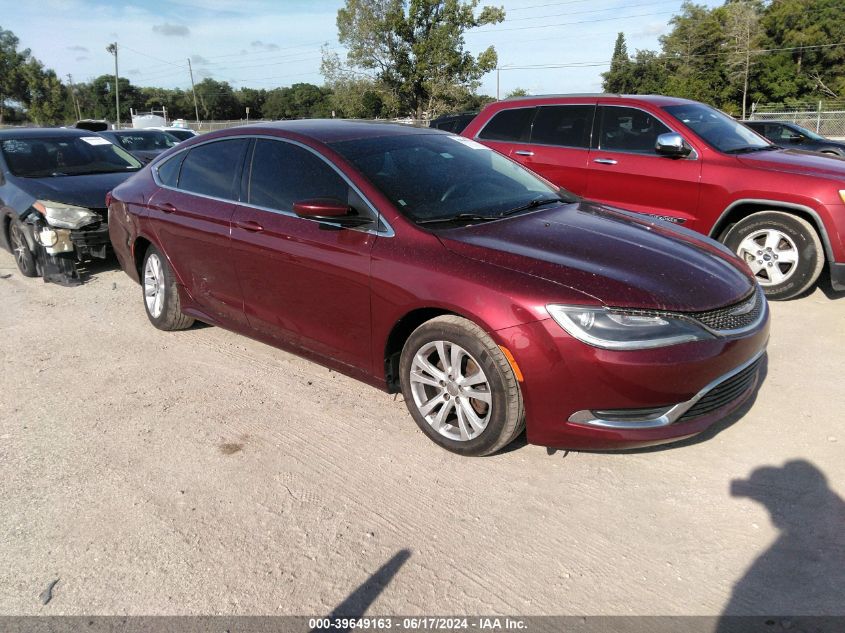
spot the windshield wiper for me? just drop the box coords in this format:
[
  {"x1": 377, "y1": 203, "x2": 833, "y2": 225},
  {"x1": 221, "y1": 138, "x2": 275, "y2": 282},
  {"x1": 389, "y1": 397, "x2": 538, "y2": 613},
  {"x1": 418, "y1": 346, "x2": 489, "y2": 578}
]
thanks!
[
  {"x1": 725, "y1": 145, "x2": 780, "y2": 154},
  {"x1": 417, "y1": 213, "x2": 498, "y2": 226},
  {"x1": 499, "y1": 196, "x2": 563, "y2": 218}
]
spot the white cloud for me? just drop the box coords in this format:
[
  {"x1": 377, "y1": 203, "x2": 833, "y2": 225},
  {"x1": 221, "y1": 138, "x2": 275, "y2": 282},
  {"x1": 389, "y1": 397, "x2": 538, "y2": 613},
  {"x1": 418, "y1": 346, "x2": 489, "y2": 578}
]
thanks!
[{"x1": 152, "y1": 23, "x2": 191, "y2": 37}]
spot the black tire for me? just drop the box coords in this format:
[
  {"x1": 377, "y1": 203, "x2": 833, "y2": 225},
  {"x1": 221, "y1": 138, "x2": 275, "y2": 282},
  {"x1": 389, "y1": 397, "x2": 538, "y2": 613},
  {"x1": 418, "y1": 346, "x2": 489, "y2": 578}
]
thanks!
[
  {"x1": 399, "y1": 315, "x2": 524, "y2": 456},
  {"x1": 9, "y1": 219, "x2": 39, "y2": 278},
  {"x1": 723, "y1": 211, "x2": 824, "y2": 300},
  {"x1": 141, "y1": 245, "x2": 194, "y2": 331}
]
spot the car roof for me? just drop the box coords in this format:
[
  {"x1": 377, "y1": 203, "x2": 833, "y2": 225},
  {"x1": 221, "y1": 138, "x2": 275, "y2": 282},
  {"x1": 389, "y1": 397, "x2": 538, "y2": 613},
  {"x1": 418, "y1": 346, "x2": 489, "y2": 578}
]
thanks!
[
  {"x1": 0, "y1": 127, "x2": 92, "y2": 139},
  {"x1": 499, "y1": 93, "x2": 701, "y2": 107},
  {"x1": 230, "y1": 119, "x2": 447, "y2": 143}
]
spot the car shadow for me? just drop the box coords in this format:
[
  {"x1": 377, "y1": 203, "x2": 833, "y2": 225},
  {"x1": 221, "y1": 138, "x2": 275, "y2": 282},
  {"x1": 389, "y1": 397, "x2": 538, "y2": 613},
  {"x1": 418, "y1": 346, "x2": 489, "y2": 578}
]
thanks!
[
  {"x1": 538, "y1": 353, "x2": 769, "y2": 457},
  {"x1": 309, "y1": 549, "x2": 411, "y2": 632},
  {"x1": 714, "y1": 460, "x2": 845, "y2": 632},
  {"x1": 76, "y1": 254, "x2": 121, "y2": 283},
  {"x1": 816, "y1": 268, "x2": 845, "y2": 300}
]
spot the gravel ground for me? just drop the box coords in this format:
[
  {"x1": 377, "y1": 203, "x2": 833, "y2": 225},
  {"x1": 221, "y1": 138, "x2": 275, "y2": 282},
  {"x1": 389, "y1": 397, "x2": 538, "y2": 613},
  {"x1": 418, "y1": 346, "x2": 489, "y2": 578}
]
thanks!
[{"x1": 0, "y1": 249, "x2": 843, "y2": 617}]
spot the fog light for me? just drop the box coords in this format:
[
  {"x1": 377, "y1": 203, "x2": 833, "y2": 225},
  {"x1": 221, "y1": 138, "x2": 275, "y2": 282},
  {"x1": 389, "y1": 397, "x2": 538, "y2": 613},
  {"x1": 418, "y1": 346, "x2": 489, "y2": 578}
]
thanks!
[{"x1": 39, "y1": 228, "x2": 58, "y2": 247}]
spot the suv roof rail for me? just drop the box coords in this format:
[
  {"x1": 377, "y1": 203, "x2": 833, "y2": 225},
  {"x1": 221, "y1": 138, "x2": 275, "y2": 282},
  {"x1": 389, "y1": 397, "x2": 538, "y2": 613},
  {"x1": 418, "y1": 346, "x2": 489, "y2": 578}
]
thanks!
[{"x1": 503, "y1": 93, "x2": 623, "y2": 101}]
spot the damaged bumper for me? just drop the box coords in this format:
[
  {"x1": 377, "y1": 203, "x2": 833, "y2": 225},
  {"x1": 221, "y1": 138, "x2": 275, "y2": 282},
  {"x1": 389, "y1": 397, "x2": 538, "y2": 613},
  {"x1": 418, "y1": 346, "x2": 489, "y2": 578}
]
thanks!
[{"x1": 26, "y1": 212, "x2": 110, "y2": 286}]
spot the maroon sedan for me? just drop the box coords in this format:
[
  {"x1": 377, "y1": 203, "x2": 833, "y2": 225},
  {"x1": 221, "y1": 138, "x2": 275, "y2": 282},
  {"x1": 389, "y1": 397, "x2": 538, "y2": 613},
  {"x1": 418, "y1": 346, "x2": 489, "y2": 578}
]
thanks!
[{"x1": 108, "y1": 121, "x2": 769, "y2": 456}]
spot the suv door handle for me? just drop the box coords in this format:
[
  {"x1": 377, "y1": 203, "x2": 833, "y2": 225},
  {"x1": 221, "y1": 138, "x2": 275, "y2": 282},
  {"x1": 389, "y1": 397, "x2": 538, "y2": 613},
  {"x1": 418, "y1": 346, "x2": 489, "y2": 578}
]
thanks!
[
  {"x1": 234, "y1": 219, "x2": 264, "y2": 232},
  {"x1": 514, "y1": 150, "x2": 534, "y2": 156},
  {"x1": 593, "y1": 158, "x2": 618, "y2": 165}
]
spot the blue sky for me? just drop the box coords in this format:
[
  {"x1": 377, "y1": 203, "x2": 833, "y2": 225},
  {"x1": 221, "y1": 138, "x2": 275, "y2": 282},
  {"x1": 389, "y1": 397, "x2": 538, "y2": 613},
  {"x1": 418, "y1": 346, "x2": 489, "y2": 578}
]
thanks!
[{"x1": 6, "y1": 0, "x2": 723, "y2": 100}]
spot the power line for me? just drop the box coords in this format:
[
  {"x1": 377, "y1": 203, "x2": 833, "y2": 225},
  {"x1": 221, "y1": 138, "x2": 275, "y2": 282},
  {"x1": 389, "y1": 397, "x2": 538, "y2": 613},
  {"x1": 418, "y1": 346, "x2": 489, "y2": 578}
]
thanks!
[
  {"x1": 474, "y1": 8, "x2": 678, "y2": 33},
  {"x1": 504, "y1": 0, "x2": 681, "y2": 22}
]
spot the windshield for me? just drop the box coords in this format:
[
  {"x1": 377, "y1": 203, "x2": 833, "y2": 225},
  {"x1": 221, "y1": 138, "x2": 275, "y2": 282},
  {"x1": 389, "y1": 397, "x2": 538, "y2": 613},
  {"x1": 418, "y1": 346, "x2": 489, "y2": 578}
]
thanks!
[
  {"x1": 664, "y1": 104, "x2": 771, "y2": 153},
  {"x1": 112, "y1": 131, "x2": 180, "y2": 152},
  {"x1": 330, "y1": 133, "x2": 565, "y2": 223},
  {"x1": 1, "y1": 136, "x2": 142, "y2": 177}
]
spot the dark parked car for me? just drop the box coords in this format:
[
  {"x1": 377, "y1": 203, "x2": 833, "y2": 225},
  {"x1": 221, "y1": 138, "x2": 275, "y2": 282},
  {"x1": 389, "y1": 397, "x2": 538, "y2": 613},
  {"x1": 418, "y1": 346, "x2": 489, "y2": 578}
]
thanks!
[
  {"x1": 463, "y1": 95, "x2": 845, "y2": 300},
  {"x1": 429, "y1": 112, "x2": 477, "y2": 134},
  {"x1": 743, "y1": 120, "x2": 845, "y2": 157},
  {"x1": 108, "y1": 121, "x2": 768, "y2": 456},
  {"x1": 0, "y1": 128, "x2": 142, "y2": 285},
  {"x1": 98, "y1": 129, "x2": 180, "y2": 163}
]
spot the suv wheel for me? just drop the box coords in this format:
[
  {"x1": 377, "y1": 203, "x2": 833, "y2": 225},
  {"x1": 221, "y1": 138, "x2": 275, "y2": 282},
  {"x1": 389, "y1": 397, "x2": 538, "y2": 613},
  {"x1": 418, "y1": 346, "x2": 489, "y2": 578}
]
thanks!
[
  {"x1": 724, "y1": 211, "x2": 824, "y2": 300},
  {"x1": 399, "y1": 315, "x2": 524, "y2": 456}
]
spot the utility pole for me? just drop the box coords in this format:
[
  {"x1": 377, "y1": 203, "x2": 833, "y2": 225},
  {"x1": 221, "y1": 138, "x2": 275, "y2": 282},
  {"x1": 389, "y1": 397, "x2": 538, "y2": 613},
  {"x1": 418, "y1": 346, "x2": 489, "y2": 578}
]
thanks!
[
  {"x1": 187, "y1": 57, "x2": 200, "y2": 129},
  {"x1": 496, "y1": 67, "x2": 500, "y2": 101},
  {"x1": 66, "y1": 73, "x2": 82, "y2": 120},
  {"x1": 106, "y1": 42, "x2": 120, "y2": 128}
]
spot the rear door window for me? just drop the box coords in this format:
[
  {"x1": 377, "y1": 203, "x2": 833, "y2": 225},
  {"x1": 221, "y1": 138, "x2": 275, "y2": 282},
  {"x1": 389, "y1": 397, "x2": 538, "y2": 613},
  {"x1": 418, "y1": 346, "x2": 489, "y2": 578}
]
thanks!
[
  {"x1": 156, "y1": 151, "x2": 186, "y2": 187},
  {"x1": 597, "y1": 106, "x2": 671, "y2": 154},
  {"x1": 178, "y1": 138, "x2": 249, "y2": 200},
  {"x1": 477, "y1": 107, "x2": 535, "y2": 142},
  {"x1": 530, "y1": 105, "x2": 594, "y2": 148}
]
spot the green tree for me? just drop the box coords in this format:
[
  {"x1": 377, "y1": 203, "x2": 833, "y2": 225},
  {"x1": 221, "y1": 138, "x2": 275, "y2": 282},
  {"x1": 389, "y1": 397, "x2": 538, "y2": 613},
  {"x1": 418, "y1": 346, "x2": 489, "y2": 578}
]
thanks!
[
  {"x1": 0, "y1": 27, "x2": 32, "y2": 124},
  {"x1": 602, "y1": 32, "x2": 633, "y2": 93},
  {"x1": 263, "y1": 83, "x2": 333, "y2": 119},
  {"x1": 505, "y1": 87, "x2": 528, "y2": 98},
  {"x1": 329, "y1": 0, "x2": 505, "y2": 118},
  {"x1": 193, "y1": 78, "x2": 239, "y2": 120}
]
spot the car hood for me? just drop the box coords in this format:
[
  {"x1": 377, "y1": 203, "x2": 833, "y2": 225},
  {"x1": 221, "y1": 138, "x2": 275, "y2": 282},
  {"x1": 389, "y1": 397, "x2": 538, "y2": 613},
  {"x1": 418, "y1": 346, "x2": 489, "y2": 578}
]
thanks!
[
  {"x1": 14, "y1": 171, "x2": 137, "y2": 211},
  {"x1": 736, "y1": 148, "x2": 845, "y2": 177},
  {"x1": 437, "y1": 201, "x2": 756, "y2": 312}
]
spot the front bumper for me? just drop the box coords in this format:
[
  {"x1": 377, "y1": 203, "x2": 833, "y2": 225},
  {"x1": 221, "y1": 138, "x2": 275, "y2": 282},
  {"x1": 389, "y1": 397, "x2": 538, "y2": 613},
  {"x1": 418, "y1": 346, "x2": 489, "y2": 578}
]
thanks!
[{"x1": 495, "y1": 309, "x2": 770, "y2": 450}]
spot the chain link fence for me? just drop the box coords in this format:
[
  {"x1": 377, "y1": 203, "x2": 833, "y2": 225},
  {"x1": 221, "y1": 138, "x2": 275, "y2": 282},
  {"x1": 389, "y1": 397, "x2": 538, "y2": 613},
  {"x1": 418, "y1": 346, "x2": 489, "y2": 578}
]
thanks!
[{"x1": 749, "y1": 102, "x2": 845, "y2": 138}]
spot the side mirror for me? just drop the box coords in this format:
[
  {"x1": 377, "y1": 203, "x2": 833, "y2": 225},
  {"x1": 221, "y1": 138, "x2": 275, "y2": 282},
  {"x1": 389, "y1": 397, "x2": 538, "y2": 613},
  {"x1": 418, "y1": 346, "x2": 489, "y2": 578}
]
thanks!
[
  {"x1": 655, "y1": 133, "x2": 692, "y2": 158},
  {"x1": 292, "y1": 198, "x2": 373, "y2": 228}
]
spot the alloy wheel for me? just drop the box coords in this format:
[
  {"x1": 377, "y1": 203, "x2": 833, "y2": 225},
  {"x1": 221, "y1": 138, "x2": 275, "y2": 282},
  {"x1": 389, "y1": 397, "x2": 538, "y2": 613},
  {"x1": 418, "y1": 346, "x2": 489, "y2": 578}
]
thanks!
[
  {"x1": 10, "y1": 223, "x2": 29, "y2": 271},
  {"x1": 736, "y1": 228, "x2": 799, "y2": 287},
  {"x1": 408, "y1": 340, "x2": 492, "y2": 442},
  {"x1": 144, "y1": 253, "x2": 165, "y2": 318}
]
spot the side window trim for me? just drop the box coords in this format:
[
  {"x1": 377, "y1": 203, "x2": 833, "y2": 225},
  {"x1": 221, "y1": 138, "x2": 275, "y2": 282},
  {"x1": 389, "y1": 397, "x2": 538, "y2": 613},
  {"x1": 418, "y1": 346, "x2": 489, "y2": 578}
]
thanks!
[
  {"x1": 527, "y1": 104, "x2": 597, "y2": 150},
  {"x1": 595, "y1": 104, "x2": 698, "y2": 159},
  {"x1": 153, "y1": 138, "x2": 250, "y2": 201},
  {"x1": 244, "y1": 136, "x2": 394, "y2": 237}
]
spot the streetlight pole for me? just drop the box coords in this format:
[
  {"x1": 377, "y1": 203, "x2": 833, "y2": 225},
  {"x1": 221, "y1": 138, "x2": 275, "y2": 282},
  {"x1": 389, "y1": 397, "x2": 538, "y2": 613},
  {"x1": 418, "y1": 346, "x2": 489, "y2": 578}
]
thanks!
[
  {"x1": 187, "y1": 57, "x2": 200, "y2": 129},
  {"x1": 106, "y1": 42, "x2": 120, "y2": 129}
]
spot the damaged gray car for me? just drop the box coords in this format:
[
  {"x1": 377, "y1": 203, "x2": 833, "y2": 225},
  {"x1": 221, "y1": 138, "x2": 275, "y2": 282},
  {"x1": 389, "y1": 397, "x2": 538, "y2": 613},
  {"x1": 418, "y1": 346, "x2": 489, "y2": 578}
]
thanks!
[{"x1": 0, "y1": 128, "x2": 142, "y2": 285}]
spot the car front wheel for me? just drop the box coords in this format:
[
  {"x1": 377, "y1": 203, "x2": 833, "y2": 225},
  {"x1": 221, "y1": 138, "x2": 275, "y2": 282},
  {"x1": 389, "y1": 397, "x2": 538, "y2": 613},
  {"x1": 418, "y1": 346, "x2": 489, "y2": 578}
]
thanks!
[
  {"x1": 399, "y1": 315, "x2": 524, "y2": 456},
  {"x1": 9, "y1": 220, "x2": 38, "y2": 277},
  {"x1": 142, "y1": 245, "x2": 194, "y2": 331},
  {"x1": 724, "y1": 211, "x2": 824, "y2": 300}
]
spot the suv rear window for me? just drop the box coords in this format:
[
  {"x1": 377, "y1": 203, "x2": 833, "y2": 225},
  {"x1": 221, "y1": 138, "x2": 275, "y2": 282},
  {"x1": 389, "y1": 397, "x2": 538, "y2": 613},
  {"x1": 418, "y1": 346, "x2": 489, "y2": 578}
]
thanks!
[
  {"x1": 477, "y1": 108, "x2": 534, "y2": 142},
  {"x1": 530, "y1": 105, "x2": 594, "y2": 148}
]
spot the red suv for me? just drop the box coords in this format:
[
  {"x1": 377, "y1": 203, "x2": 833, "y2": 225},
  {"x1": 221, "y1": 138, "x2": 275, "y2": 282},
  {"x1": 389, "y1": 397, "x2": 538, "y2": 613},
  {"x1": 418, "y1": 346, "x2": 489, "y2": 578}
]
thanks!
[{"x1": 463, "y1": 95, "x2": 845, "y2": 300}]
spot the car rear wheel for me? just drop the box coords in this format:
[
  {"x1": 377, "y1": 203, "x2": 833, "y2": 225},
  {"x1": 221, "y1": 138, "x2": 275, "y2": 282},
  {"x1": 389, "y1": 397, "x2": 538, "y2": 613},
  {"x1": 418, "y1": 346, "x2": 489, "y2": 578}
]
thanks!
[
  {"x1": 9, "y1": 220, "x2": 38, "y2": 277},
  {"x1": 399, "y1": 315, "x2": 524, "y2": 456},
  {"x1": 142, "y1": 245, "x2": 194, "y2": 331},
  {"x1": 724, "y1": 211, "x2": 824, "y2": 300}
]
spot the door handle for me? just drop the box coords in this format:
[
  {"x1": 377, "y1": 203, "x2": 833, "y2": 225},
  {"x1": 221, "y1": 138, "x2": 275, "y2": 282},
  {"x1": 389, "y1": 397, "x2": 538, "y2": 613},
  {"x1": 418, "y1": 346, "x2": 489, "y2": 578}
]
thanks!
[
  {"x1": 514, "y1": 150, "x2": 534, "y2": 156},
  {"x1": 157, "y1": 202, "x2": 177, "y2": 214},
  {"x1": 234, "y1": 219, "x2": 264, "y2": 233},
  {"x1": 593, "y1": 158, "x2": 618, "y2": 165}
]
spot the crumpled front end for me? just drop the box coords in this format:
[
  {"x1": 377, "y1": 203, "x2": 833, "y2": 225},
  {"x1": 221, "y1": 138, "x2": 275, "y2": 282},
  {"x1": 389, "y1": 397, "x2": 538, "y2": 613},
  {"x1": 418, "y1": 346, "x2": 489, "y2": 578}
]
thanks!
[{"x1": 21, "y1": 204, "x2": 110, "y2": 286}]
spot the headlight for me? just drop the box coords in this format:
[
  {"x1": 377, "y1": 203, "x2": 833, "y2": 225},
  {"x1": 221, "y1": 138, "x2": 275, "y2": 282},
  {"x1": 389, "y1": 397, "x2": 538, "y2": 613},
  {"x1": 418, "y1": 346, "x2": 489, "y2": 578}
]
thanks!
[
  {"x1": 839, "y1": 190, "x2": 845, "y2": 205},
  {"x1": 546, "y1": 304, "x2": 711, "y2": 350},
  {"x1": 33, "y1": 200, "x2": 100, "y2": 229}
]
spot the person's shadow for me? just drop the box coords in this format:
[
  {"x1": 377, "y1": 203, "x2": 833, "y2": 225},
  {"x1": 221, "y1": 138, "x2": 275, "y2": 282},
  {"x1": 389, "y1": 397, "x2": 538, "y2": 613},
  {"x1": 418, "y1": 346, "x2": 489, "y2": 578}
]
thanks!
[{"x1": 716, "y1": 460, "x2": 845, "y2": 633}]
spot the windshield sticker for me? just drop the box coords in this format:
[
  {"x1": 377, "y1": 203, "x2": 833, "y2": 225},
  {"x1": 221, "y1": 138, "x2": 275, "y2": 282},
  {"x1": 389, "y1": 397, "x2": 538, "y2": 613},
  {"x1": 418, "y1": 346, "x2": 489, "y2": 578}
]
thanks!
[
  {"x1": 80, "y1": 136, "x2": 112, "y2": 146},
  {"x1": 448, "y1": 136, "x2": 487, "y2": 150}
]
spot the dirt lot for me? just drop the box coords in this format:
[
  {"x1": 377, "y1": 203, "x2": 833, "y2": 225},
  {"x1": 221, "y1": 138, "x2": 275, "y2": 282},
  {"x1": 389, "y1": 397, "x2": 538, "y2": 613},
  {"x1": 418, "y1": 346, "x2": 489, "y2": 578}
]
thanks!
[{"x1": 1, "y1": 248, "x2": 843, "y2": 617}]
